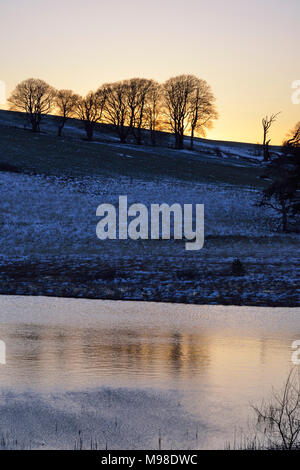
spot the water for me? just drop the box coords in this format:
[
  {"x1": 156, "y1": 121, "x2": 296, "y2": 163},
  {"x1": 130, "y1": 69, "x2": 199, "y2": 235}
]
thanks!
[{"x1": 0, "y1": 295, "x2": 299, "y2": 449}]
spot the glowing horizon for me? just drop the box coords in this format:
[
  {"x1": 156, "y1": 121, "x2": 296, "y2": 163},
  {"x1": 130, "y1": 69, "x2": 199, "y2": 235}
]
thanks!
[{"x1": 1, "y1": 0, "x2": 299, "y2": 144}]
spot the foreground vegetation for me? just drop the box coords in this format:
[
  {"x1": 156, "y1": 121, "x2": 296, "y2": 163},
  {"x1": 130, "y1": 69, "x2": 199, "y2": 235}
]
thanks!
[{"x1": 228, "y1": 368, "x2": 300, "y2": 450}]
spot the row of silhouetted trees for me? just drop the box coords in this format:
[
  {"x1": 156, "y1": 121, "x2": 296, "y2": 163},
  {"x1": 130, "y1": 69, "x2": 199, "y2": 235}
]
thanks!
[{"x1": 8, "y1": 75, "x2": 218, "y2": 149}]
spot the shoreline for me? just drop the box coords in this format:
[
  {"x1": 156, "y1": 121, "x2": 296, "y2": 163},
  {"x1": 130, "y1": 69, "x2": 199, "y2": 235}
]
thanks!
[
  {"x1": 0, "y1": 290, "x2": 298, "y2": 308},
  {"x1": 0, "y1": 259, "x2": 298, "y2": 308}
]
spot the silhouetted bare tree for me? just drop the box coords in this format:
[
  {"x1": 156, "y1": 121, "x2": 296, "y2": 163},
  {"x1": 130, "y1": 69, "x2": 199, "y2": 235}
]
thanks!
[
  {"x1": 104, "y1": 81, "x2": 131, "y2": 143},
  {"x1": 145, "y1": 81, "x2": 162, "y2": 146},
  {"x1": 163, "y1": 75, "x2": 217, "y2": 149},
  {"x1": 76, "y1": 88, "x2": 107, "y2": 140},
  {"x1": 262, "y1": 112, "x2": 281, "y2": 161},
  {"x1": 189, "y1": 78, "x2": 218, "y2": 150},
  {"x1": 55, "y1": 89, "x2": 79, "y2": 136},
  {"x1": 283, "y1": 121, "x2": 300, "y2": 147},
  {"x1": 8, "y1": 78, "x2": 55, "y2": 132},
  {"x1": 258, "y1": 129, "x2": 300, "y2": 232},
  {"x1": 105, "y1": 78, "x2": 161, "y2": 145},
  {"x1": 126, "y1": 78, "x2": 153, "y2": 145},
  {"x1": 283, "y1": 123, "x2": 300, "y2": 222},
  {"x1": 163, "y1": 75, "x2": 194, "y2": 149}
]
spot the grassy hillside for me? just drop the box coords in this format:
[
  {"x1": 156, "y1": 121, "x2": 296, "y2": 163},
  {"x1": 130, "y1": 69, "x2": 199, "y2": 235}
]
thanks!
[{"x1": 0, "y1": 125, "x2": 264, "y2": 187}]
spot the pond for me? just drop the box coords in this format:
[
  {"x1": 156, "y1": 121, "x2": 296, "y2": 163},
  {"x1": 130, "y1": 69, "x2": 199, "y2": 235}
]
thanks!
[{"x1": 0, "y1": 295, "x2": 298, "y2": 449}]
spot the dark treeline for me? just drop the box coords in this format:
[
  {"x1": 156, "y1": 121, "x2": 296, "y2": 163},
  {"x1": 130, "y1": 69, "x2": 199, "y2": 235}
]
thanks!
[{"x1": 8, "y1": 75, "x2": 218, "y2": 149}]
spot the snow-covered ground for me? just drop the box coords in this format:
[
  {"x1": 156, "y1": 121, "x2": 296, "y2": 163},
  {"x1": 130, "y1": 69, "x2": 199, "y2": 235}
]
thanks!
[
  {"x1": 0, "y1": 169, "x2": 273, "y2": 259},
  {"x1": 0, "y1": 167, "x2": 298, "y2": 305}
]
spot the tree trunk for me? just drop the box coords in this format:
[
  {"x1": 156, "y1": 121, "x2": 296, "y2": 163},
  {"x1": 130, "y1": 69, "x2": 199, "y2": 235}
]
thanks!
[
  {"x1": 136, "y1": 127, "x2": 142, "y2": 145},
  {"x1": 84, "y1": 122, "x2": 94, "y2": 141},
  {"x1": 178, "y1": 133, "x2": 184, "y2": 150},
  {"x1": 58, "y1": 118, "x2": 66, "y2": 137},
  {"x1": 262, "y1": 130, "x2": 267, "y2": 160},
  {"x1": 190, "y1": 127, "x2": 195, "y2": 150},
  {"x1": 151, "y1": 129, "x2": 156, "y2": 147},
  {"x1": 263, "y1": 140, "x2": 270, "y2": 161},
  {"x1": 31, "y1": 118, "x2": 39, "y2": 132}
]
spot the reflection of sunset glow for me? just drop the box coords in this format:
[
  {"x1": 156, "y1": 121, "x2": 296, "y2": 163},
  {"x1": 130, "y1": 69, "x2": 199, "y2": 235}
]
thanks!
[
  {"x1": 0, "y1": 297, "x2": 298, "y2": 448},
  {"x1": 0, "y1": 0, "x2": 299, "y2": 144},
  {"x1": 0, "y1": 305, "x2": 296, "y2": 396}
]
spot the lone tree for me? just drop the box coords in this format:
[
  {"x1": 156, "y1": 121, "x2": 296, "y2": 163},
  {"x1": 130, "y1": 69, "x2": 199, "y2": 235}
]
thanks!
[
  {"x1": 8, "y1": 78, "x2": 55, "y2": 132},
  {"x1": 163, "y1": 75, "x2": 217, "y2": 149},
  {"x1": 259, "y1": 123, "x2": 300, "y2": 232},
  {"x1": 76, "y1": 88, "x2": 107, "y2": 141},
  {"x1": 55, "y1": 89, "x2": 79, "y2": 136},
  {"x1": 262, "y1": 112, "x2": 280, "y2": 161}
]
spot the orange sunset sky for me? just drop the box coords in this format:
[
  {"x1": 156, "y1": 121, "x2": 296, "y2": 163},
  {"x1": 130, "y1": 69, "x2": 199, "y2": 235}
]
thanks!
[{"x1": 0, "y1": 0, "x2": 299, "y2": 144}]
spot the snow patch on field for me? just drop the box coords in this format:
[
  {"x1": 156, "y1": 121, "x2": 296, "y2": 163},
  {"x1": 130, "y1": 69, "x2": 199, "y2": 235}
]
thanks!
[{"x1": 0, "y1": 169, "x2": 274, "y2": 259}]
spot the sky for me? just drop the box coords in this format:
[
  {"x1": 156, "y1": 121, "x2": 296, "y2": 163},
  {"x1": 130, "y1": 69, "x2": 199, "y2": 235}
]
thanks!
[{"x1": 0, "y1": 0, "x2": 299, "y2": 144}]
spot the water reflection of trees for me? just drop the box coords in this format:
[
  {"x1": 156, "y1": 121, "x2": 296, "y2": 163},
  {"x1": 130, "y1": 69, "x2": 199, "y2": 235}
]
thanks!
[
  {"x1": 2, "y1": 323, "x2": 294, "y2": 390},
  {"x1": 3, "y1": 323, "x2": 213, "y2": 387}
]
